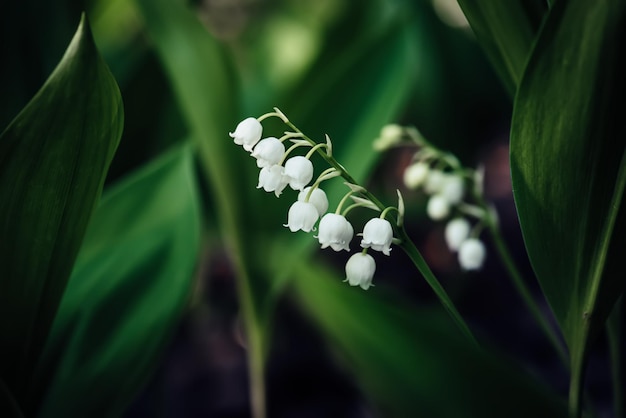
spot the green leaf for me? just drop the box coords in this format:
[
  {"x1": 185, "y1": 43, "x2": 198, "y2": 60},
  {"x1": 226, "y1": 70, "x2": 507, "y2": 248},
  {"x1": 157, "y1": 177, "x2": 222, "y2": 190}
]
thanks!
[
  {"x1": 290, "y1": 260, "x2": 567, "y2": 418},
  {"x1": 457, "y1": 0, "x2": 547, "y2": 95},
  {"x1": 510, "y1": 0, "x2": 626, "y2": 411},
  {"x1": 0, "y1": 13, "x2": 123, "y2": 401},
  {"x1": 31, "y1": 145, "x2": 201, "y2": 417}
]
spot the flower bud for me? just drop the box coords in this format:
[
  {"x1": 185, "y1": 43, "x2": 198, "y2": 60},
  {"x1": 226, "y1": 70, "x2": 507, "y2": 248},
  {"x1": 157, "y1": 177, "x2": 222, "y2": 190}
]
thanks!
[
  {"x1": 345, "y1": 252, "x2": 376, "y2": 290},
  {"x1": 373, "y1": 124, "x2": 403, "y2": 151},
  {"x1": 458, "y1": 238, "x2": 486, "y2": 270},
  {"x1": 426, "y1": 195, "x2": 450, "y2": 220},
  {"x1": 229, "y1": 117, "x2": 262, "y2": 152},
  {"x1": 403, "y1": 162, "x2": 430, "y2": 189}
]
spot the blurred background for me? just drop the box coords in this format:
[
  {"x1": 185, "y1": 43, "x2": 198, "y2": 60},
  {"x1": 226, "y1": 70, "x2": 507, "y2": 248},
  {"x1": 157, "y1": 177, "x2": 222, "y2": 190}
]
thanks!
[{"x1": 1, "y1": 0, "x2": 618, "y2": 417}]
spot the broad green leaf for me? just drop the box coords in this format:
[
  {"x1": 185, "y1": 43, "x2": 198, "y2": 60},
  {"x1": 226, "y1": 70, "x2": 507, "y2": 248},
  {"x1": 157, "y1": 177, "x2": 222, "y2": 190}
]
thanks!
[
  {"x1": 30, "y1": 145, "x2": 201, "y2": 418},
  {"x1": 290, "y1": 260, "x2": 567, "y2": 417},
  {"x1": 510, "y1": 0, "x2": 626, "y2": 410},
  {"x1": 0, "y1": 14, "x2": 123, "y2": 401},
  {"x1": 457, "y1": 0, "x2": 547, "y2": 95}
]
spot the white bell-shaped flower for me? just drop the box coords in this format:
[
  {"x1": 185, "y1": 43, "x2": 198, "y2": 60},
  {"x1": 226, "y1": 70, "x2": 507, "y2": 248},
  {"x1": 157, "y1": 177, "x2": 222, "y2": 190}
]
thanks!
[
  {"x1": 445, "y1": 218, "x2": 471, "y2": 251},
  {"x1": 360, "y1": 218, "x2": 393, "y2": 255},
  {"x1": 403, "y1": 162, "x2": 430, "y2": 189},
  {"x1": 345, "y1": 252, "x2": 376, "y2": 290},
  {"x1": 229, "y1": 117, "x2": 262, "y2": 152},
  {"x1": 251, "y1": 137, "x2": 285, "y2": 168},
  {"x1": 317, "y1": 213, "x2": 354, "y2": 251},
  {"x1": 284, "y1": 156, "x2": 314, "y2": 190},
  {"x1": 298, "y1": 187, "x2": 329, "y2": 217},
  {"x1": 440, "y1": 174, "x2": 465, "y2": 204},
  {"x1": 257, "y1": 165, "x2": 288, "y2": 197},
  {"x1": 426, "y1": 194, "x2": 450, "y2": 220},
  {"x1": 458, "y1": 238, "x2": 486, "y2": 270},
  {"x1": 284, "y1": 201, "x2": 319, "y2": 232},
  {"x1": 424, "y1": 169, "x2": 447, "y2": 194}
]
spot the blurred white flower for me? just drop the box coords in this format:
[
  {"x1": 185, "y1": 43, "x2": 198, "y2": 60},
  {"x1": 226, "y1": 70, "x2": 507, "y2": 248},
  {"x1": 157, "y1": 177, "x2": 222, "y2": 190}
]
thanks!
[
  {"x1": 424, "y1": 169, "x2": 447, "y2": 194},
  {"x1": 251, "y1": 137, "x2": 285, "y2": 168},
  {"x1": 360, "y1": 218, "x2": 393, "y2": 255},
  {"x1": 403, "y1": 162, "x2": 430, "y2": 189},
  {"x1": 284, "y1": 201, "x2": 319, "y2": 232},
  {"x1": 445, "y1": 218, "x2": 471, "y2": 251},
  {"x1": 345, "y1": 252, "x2": 376, "y2": 290},
  {"x1": 284, "y1": 156, "x2": 314, "y2": 190},
  {"x1": 440, "y1": 174, "x2": 465, "y2": 204},
  {"x1": 257, "y1": 165, "x2": 288, "y2": 197},
  {"x1": 229, "y1": 117, "x2": 262, "y2": 152},
  {"x1": 298, "y1": 187, "x2": 329, "y2": 217},
  {"x1": 426, "y1": 194, "x2": 450, "y2": 220},
  {"x1": 317, "y1": 213, "x2": 354, "y2": 251},
  {"x1": 373, "y1": 124, "x2": 404, "y2": 151},
  {"x1": 458, "y1": 238, "x2": 486, "y2": 270}
]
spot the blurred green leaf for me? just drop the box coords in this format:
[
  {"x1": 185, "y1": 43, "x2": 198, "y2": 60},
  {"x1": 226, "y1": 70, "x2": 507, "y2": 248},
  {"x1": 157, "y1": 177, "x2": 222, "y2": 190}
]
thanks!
[
  {"x1": 510, "y1": 0, "x2": 626, "y2": 410},
  {"x1": 457, "y1": 0, "x2": 547, "y2": 95},
  {"x1": 290, "y1": 260, "x2": 567, "y2": 417},
  {"x1": 285, "y1": 1, "x2": 418, "y2": 188},
  {"x1": 0, "y1": 14, "x2": 123, "y2": 401},
  {"x1": 31, "y1": 145, "x2": 201, "y2": 418}
]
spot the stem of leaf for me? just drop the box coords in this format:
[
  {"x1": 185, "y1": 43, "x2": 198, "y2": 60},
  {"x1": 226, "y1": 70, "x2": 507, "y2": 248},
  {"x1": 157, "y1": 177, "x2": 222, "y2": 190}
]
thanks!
[
  {"x1": 569, "y1": 342, "x2": 587, "y2": 418},
  {"x1": 396, "y1": 226, "x2": 479, "y2": 347}
]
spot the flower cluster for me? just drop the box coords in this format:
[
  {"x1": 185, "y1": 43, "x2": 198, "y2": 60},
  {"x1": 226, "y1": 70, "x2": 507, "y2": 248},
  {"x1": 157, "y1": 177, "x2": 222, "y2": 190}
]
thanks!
[
  {"x1": 373, "y1": 124, "x2": 488, "y2": 271},
  {"x1": 230, "y1": 109, "x2": 404, "y2": 290}
]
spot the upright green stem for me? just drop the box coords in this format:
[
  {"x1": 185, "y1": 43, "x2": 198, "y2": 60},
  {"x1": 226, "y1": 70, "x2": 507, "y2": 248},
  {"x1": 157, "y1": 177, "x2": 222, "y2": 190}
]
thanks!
[
  {"x1": 607, "y1": 300, "x2": 623, "y2": 418},
  {"x1": 486, "y1": 220, "x2": 569, "y2": 366},
  {"x1": 569, "y1": 340, "x2": 588, "y2": 418},
  {"x1": 396, "y1": 227, "x2": 479, "y2": 347}
]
